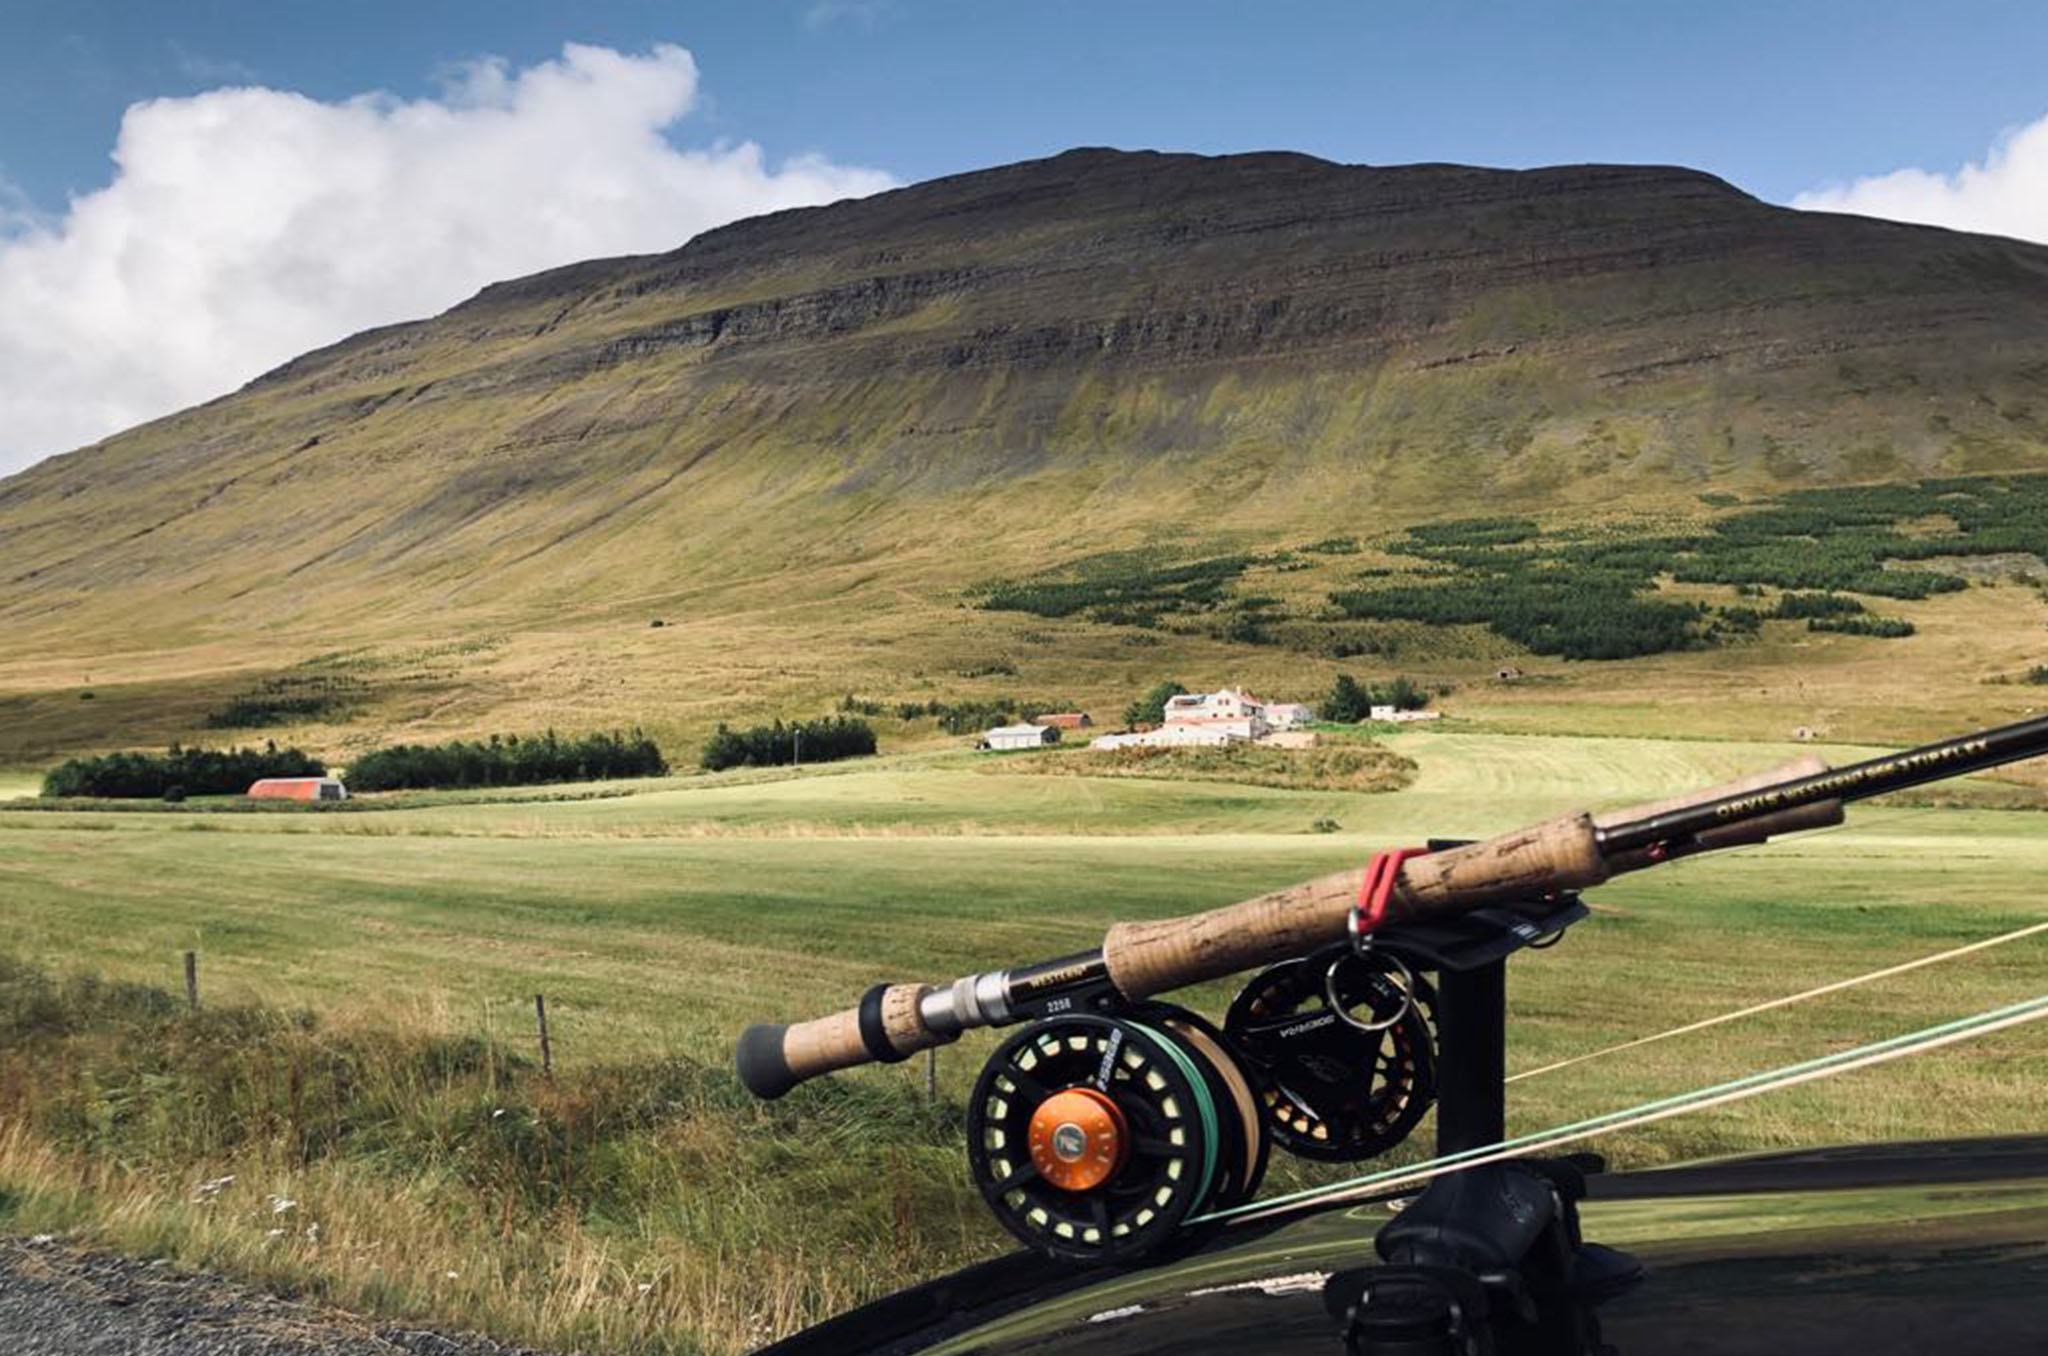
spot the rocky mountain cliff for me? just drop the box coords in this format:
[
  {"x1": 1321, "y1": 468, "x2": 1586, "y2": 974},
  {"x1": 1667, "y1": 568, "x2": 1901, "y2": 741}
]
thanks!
[{"x1": 5, "y1": 147, "x2": 2048, "y2": 659}]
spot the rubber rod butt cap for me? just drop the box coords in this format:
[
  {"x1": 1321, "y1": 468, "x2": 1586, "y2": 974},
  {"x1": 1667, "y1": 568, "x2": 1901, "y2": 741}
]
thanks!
[{"x1": 737, "y1": 1023, "x2": 796, "y2": 1100}]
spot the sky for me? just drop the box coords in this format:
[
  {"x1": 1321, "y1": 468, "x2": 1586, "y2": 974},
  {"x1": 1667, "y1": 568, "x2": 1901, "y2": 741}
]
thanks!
[{"x1": 3, "y1": 0, "x2": 2048, "y2": 476}]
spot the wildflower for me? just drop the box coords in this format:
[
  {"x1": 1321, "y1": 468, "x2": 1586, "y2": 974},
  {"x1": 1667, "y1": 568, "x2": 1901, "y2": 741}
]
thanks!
[
  {"x1": 193, "y1": 1175, "x2": 236, "y2": 1201},
  {"x1": 270, "y1": 1196, "x2": 297, "y2": 1214},
  {"x1": 305, "y1": 1223, "x2": 321, "y2": 1244},
  {"x1": 445, "y1": 1270, "x2": 460, "y2": 1280},
  {"x1": 265, "y1": 1229, "x2": 286, "y2": 1242}
]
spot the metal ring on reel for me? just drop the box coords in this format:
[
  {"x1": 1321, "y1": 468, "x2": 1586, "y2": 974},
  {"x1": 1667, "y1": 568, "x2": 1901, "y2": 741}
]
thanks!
[
  {"x1": 1225, "y1": 946, "x2": 1438, "y2": 1163},
  {"x1": 1325, "y1": 949, "x2": 1417, "y2": 1033},
  {"x1": 966, "y1": 1012, "x2": 1259, "y2": 1263}
]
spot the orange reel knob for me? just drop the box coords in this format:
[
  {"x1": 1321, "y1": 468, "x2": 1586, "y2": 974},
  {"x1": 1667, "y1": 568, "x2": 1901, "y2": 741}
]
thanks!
[{"x1": 1027, "y1": 1087, "x2": 1129, "y2": 1192}]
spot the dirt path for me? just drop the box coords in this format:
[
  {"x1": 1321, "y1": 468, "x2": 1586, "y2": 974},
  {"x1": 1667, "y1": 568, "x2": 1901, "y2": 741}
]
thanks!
[{"x1": 0, "y1": 1237, "x2": 566, "y2": 1356}]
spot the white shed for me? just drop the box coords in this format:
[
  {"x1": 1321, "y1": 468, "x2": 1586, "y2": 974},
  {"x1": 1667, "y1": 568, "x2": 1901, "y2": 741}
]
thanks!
[{"x1": 986, "y1": 723, "x2": 1059, "y2": 751}]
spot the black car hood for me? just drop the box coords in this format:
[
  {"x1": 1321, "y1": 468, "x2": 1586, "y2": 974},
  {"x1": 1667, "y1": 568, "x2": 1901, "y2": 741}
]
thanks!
[{"x1": 760, "y1": 1136, "x2": 2048, "y2": 1356}]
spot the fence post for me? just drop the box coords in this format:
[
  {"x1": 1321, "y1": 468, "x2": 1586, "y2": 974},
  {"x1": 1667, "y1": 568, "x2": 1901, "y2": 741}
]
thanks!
[
  {"x1": 535, "y1": 993, "x2": 553, "y2": 1077},
  {"x1": 183, "y1": 951, "x2": 199, "y2": 1012}
]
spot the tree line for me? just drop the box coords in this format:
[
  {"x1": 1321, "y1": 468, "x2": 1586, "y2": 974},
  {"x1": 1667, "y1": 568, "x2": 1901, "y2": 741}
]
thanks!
[
  {"x1": 43, "y1": 742, "x2": 326, "y2": 799},
  {"x1": 346, "y1": 729, "x2": 667, "y2": 792},
  {"x1": 699, "y1": 717, "x2": 877, "y2": 771}
]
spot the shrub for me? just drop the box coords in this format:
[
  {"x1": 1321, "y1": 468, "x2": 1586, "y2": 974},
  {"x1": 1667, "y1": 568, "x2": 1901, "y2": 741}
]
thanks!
[
  {"x1": 1324, "y1": 674, "x2": 1370, "y2": 723},
  {"x1": 2026, "y1": 666, "x2": 2048, "y2": 686},
  {"x1": 1123, "y1": 680, "x2": 1188, "y2": 728},
  {"x1": 699, "y1": 717, "x2": 877, "y2": 772},
  {"x1": 1715, "y1": 606, "x2": 1764, "y2": 634},
  {"x1": 42, "y1": 742, "x2": 326, "y2": 799},
  {"x1": 347, "y1": 730, "x2": 666, "y2": 792},
  {"x1": 1376, "y1": 676, "x2": 1429, "y2": 711}
]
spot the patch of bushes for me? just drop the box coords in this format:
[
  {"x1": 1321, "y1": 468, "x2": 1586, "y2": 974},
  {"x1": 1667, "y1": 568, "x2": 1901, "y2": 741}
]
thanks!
[
  {"x1": 1327, "y1": 476, "x2": 2048, "y2": 661},
  {"x1": 699, "y1": 717, "x2": 876, "y2": 771},
  {"x1": 1773, "y1": 592, "x2": 1865, "y2": 619},
  {"x1": 975, "y1": 551, "x2": 1257, "y2": 622},
  {"x1": 1713, "y1": 606, "x2": 1764, "y2": 634},
  {"x1": 1331, "y1": 573, "x2": 1706, "y2": 661},
  {"x1": 1808, "y1": 615, "x2": 1916, "y2": 638},
  {"x1": 1300, "y1": 536, "x2": 1361, "y2": 555},
  {"x1": 2025, "y1": 666, "x2": 2048, "y2": 686},
  {"x1": 1405, "y1": 516, "x2": 1539, "y2": 548},
  {"x1": 42, "y1": 742, "x2": 325, "y2": 799},
  {"x1": 347, "y1": 730, "x2": 666, "y2": 792},
  {"x1": 204, "y1": 674, "x2": 369, "y2": 728}
]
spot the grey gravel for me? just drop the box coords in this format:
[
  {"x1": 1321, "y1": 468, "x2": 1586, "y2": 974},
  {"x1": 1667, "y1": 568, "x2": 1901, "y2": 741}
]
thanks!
[{"x1": 0, "y1": 1237, "x2": 573, "y2": 1356}]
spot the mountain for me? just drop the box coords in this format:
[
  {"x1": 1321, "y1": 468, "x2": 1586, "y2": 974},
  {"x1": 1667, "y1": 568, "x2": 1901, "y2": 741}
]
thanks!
[{"x1": 4, "y1": 147, "x2": 2048, "y2": 760}]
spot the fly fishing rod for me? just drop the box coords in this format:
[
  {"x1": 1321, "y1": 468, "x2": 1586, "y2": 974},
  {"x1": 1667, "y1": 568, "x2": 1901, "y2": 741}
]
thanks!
[{"x1": 733, "y1": 713, "x2": 2048, "y2": 1266}]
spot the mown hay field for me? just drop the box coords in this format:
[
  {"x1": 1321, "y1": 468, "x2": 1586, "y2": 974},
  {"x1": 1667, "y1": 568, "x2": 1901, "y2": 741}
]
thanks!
[{"x1": 1, "y1": 731, "x2": 2044, "y2": 1352}]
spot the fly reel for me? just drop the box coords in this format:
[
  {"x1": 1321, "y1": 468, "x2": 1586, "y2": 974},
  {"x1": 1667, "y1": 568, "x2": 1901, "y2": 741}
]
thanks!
[
  {"x1": 1224, "y1": 945, "x2": 1439, "y2": 1162},
  {"x1": 965, "y1": 1006, "x2": 1268, "y2": 1264}
]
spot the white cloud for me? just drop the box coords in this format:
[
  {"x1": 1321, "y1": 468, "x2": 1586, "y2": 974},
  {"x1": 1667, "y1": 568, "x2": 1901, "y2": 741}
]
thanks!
[
  {"x1": 1793, "y1": 111, "x2": 2048, "y2": 245},
  {"x1": 0, "y1": 43, "x2": 896, "y2": 476}
]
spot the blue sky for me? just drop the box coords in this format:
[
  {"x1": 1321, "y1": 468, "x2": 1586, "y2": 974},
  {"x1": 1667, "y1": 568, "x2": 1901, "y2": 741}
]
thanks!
[
  {"x1": 4, "y1": 1, "x2": 2048, "y2": 473},
  {"x1": 7, "y1": 0, "x2": 2047, "y2": 211}
]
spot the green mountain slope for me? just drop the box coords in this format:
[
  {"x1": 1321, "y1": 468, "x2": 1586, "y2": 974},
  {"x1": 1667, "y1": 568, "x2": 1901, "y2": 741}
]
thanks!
[{"x1": 4, "y1": 147, "x2": 2048, "y2": 761}]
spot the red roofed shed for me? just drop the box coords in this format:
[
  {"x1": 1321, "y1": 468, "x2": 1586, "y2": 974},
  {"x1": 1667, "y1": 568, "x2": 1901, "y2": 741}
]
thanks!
[{"x1": 248, "y1": 777, "x2": 348, "y2": 802}]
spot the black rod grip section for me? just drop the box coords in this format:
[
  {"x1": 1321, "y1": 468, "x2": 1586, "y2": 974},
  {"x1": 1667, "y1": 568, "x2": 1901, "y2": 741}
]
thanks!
[{"x1": 737, "y1": 1023, "x2": 796, "y2": 1100}]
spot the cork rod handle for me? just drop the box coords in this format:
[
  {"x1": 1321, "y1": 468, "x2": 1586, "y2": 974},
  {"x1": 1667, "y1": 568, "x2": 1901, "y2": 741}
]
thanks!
[{"x1": 737, "y1": 982, "x2": 942, "y2": 1100}]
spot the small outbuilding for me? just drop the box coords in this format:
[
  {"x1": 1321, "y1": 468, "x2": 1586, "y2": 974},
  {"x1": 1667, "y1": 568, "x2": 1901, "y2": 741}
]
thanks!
[
  {"x1": 248, "y1": 777, "x2": 348, "y2": 802},
  {"x1": 985, "y1": 723, "x2": 1060, "y2": 751},
  {"x1": 1037, "y1": 712, "x2": 1093, "y2": 731}
]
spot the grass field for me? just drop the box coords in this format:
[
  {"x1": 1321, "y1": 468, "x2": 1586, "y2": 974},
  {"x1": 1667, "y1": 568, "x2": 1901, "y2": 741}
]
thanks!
[{"x1": 2, "y1": 731, "x2": 2045, "y2": 1352}]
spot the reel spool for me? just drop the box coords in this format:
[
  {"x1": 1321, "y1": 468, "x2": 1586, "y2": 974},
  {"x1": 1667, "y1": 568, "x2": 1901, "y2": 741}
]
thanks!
[
  {"x1": 965, "y1": 1009, "x2": 1266, "y2": 1263},
  {"x1": 1224, "y1": 946, "x2": 1438, "y2": 1162}
]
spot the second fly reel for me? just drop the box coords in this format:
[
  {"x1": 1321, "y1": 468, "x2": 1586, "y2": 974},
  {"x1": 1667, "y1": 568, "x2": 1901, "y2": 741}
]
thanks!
[{"x1": 964, "y1": 946, "x2": 1439, "y2": 1265}]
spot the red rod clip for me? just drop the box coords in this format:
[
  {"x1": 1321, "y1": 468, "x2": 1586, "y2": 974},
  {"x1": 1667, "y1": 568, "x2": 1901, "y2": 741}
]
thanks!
[{"x1": 1353, "y1": 847, "x2": 1431, "y2": 941}]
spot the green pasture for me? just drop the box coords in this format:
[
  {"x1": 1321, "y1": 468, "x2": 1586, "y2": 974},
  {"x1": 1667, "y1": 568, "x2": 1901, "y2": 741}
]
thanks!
[{"x1": 4, "y1": 731, "x2": 2044, "y2": 1160}]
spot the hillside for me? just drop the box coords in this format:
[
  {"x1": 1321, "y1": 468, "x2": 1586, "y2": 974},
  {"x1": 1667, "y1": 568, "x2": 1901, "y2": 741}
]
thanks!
[{"x1": 4, "y1": 147, "x2": 2048, "y2": 763}]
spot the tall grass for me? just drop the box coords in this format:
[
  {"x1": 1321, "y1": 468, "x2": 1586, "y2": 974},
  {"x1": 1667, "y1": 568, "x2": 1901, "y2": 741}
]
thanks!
[{"x1": 0, "y1": 958, "x2": 992, "y2": 1354}]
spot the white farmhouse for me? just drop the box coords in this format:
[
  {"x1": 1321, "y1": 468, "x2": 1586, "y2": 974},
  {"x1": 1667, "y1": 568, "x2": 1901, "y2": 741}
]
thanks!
[
  {"x1": 1265, "y1": 702, "x2": 1316, "y2": 728},
  {"x1": 1157, "y1": 687, "x2": 1272, "y2": 742}
]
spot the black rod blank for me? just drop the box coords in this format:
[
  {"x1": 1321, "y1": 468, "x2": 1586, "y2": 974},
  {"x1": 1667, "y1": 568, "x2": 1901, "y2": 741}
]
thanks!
[{"x1": 1595, "y1": 713, "x2": 2048, "y2": 858}]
